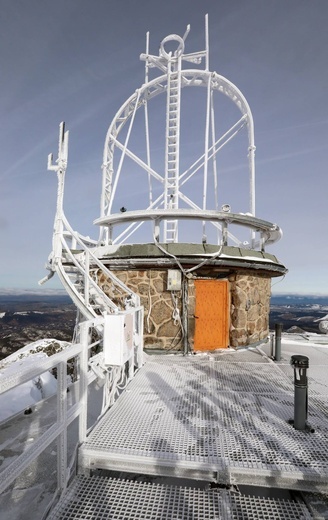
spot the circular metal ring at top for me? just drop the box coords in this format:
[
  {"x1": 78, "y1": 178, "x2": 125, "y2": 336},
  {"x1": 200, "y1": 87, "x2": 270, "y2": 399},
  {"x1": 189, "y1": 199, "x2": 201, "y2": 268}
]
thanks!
[{"x1": 160, "y1": 34, "x2": 185, "y2": 59}]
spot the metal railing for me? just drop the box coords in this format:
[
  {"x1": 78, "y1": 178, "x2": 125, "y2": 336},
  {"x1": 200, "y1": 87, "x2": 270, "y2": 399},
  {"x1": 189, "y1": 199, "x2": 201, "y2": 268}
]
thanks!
[
  {"x1": 57, "y1": 213, "x2": 140, "y2": 315},
  {"x1": 43, "y1": 121, "x2": 141, "y2": 323},
  {"x1": 0, "y1": 315, "x2": 143, "y2": 517}
]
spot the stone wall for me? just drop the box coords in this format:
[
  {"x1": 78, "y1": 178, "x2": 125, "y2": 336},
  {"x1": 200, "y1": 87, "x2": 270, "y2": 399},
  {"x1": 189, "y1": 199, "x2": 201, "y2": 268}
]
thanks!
[
  {"x1": 228, "y1": 273, "x2": 271, "y2": 347},
  {"x1": 98, "y1": 270, "x2": 183, "y2": 350},
  {"x1": 97, "y1": 268, "x2": 271, "y2": 350}
]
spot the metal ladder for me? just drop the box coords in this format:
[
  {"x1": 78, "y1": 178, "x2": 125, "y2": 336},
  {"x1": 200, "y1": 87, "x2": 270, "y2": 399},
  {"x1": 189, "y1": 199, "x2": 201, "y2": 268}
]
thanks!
[{"x1": 164, "y1": 70, "x2": 181, "y2": 243}]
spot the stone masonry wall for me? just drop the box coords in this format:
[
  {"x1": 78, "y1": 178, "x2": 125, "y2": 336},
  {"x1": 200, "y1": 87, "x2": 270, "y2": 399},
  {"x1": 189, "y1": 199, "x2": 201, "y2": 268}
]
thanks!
[
  {"x1": 98, "y1": 270, "x2": 183, "y2": 350},
  {"x1": 228, "y1": 273, "x2": 271, "y2": 347},
  {"x1": 97, "y1": 269, "x2": 271, "y2": 350}
]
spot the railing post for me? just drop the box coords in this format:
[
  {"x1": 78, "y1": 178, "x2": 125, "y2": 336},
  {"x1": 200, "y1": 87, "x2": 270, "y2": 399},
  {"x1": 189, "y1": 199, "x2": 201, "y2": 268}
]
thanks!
[
  {"x1": 182, "y1": 276, "x2": 190, "y2": 355},
  {"x1": 260, "y1": 232, "x2": 265, "y2": 252},
  {"x1": 222, "y1": 221, "x2": 228, "y2": 246},
  {"x1": 79, "y1": 322, "x2": 89, "y2": 444},
  {"x1": 84, "y1": 250, "x2": 90, "y2": 306},
  {"x1": 135, "y1": 308, "x2": 144, "y2": 368},
  {"x1": 57, "y1": 359, "x2": 68, "y2": 491}
]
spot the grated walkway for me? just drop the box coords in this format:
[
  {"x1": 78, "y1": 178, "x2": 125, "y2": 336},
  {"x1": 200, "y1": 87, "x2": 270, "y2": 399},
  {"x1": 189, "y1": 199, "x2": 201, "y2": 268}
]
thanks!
[
  {"x1": 79, "y1": 351, "x2": 328, "y2": 493},
  {"x1": 47, "y1": 474, "x2": 313, "y2": 520}
]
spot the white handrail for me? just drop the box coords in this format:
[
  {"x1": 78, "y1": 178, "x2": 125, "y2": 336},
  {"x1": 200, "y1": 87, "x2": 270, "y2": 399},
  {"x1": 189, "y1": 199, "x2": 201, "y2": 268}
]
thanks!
[
  {"x1": 0, "y1": 316, "x2": 143, "y2": 513},
  {"x1": 61, "y1": 213, "x2": 139, "y2": 306},
  {"x1": 0, "y1": 340, "x2": 87, "y2": 497}
]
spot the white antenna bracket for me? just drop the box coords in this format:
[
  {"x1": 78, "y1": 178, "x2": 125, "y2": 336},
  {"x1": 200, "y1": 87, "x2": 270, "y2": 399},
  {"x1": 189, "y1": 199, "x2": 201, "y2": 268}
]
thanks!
[{"x1": 47, "y1": 122, "x2": 69, "y2": 173}]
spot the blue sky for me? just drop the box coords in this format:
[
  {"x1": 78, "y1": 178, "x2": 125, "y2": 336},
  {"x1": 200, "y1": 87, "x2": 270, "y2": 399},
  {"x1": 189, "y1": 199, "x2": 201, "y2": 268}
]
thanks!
[{"x1": 0, "y1": 0, "x2": 327, "y2": 295}]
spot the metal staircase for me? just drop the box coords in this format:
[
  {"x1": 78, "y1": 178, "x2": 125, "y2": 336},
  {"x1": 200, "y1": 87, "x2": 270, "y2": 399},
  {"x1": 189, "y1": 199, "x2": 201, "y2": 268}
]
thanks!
[
  {"x1": 48, "y1": 213, "x2": 139, "y2": 321},
  {"x1": 41, "y1": 122, "x2": 140, "y2": 328}
]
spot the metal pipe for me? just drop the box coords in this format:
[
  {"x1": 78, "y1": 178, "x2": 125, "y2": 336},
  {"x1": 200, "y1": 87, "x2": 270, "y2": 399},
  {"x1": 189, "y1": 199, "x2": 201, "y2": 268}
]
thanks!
[
  {"x1": 274, "y1": 323, "x2": 283, "y2": 361},
  {"x1": 270, "y1": 333, "x2": 274, "y2": 358},
  {"x1": 182, "y1": 276, "x2": 190, "y2": 355}
]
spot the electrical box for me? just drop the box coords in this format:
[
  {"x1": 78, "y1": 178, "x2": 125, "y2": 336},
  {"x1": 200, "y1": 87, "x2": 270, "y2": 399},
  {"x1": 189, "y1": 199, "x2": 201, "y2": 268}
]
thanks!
[
  {"x1": 103, "y1": 313, "x2": 134, "y2": 366},
  {"x1": 167, "y1": 269, "x2": 182, "y2": 291}
]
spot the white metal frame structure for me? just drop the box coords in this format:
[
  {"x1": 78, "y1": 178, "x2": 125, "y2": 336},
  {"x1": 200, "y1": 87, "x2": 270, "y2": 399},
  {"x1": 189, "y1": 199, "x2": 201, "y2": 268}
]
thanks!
[
  {"x1": 0, "y1": 318, "x2": 143, "y2": 516},
  {"x1": 41, "y1": 122, "x2": 143, "y2": 321},
  {"x1": 98, "y1": 16, "x2": 280, "y2": 250},
  {"x1": 40, "y1": 122, "x2": 144, "y2": 400}
]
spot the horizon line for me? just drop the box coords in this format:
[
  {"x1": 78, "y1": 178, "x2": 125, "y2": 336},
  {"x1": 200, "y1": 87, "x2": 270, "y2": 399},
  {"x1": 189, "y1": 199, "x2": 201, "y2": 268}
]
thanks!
[{"x1": 1, "y1": 287, "x2": 328, "y2": 298}]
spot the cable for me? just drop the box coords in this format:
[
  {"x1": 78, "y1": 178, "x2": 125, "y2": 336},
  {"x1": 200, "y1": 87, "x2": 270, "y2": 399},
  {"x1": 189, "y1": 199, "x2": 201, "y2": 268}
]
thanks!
[
  {"x1": 171, "y1": 291, "x2": 182, "y2": 327},
  {"x1": 147, "y1": 270, "x2": 152, "y2": 333},
  {"x1": 271, "y1": 274, "x2": 286, "y2": 289},
  {"x1": 152, "y1": 234, "x2": 224, "y2": 353},
  {"x1": 152, "y1": 232, "x2": 224, "y2": 277}
]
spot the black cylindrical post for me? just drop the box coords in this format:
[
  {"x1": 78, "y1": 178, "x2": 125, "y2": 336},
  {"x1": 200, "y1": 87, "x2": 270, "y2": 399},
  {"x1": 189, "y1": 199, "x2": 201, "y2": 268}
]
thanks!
[
  {"x1": 290, "y1": 355, "x2": 309, "y2": 430},
  {"x1": 274, "y1": 323, "x2": 283, "y2": 361}
]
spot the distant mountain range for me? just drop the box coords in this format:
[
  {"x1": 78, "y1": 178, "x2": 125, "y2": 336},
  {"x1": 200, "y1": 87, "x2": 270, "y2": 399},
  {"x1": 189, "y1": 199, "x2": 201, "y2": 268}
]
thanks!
[
  {"x1": 1, "y1": 289, "x2": 328, "y2": 303},
  {"x1": 271, "y1": 294, "x2": 328, "y2": 305},
  {"x1": 0, "y1": 292, "x2": 327, "y2": 360}
]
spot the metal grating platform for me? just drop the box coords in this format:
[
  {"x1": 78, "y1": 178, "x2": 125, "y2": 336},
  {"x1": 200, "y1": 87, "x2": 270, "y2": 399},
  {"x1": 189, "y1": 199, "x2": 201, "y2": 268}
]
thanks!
[
  {"x1": 47, "y1": 475, "x2": 313, "y2": 519},
  {"x1": 79, "y1": 354, "x2": 328, "y2": 492}
]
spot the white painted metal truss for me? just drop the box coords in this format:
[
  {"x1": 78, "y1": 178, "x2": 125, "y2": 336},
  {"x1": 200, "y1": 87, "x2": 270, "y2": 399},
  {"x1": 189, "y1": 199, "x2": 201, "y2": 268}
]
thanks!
[
  {"x1": 97, "y1": 16, "x2": 281, "y2": 249},
  {"x1": 41, "y1": 18, "x2": 283, "y2": 329}
]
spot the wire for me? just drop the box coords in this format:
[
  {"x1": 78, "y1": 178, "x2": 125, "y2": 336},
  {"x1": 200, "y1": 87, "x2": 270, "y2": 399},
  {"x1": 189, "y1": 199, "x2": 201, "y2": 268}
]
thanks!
[
  {"x1": 147, "y1": 270, "x2": 152, "y2": 333},
  {"x1": 153, "y1": 232, "x2": 224, "y2": 276},
  {"x1": 171, "y1": 291, "x2": 182, "y2": 327},
  {"x1": 152, "y1": 234, "x2": 224, "y2": 353},
  {"x1": 271, "y1": 274, "x2": 286, "y2": 289}
]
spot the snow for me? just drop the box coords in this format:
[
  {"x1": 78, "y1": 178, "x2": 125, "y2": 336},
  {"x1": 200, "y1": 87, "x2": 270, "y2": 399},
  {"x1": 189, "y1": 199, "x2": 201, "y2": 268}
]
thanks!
[
  {"x1": 11, "y1": 311, "x2": 43, "y2": 316},
  {"x1": 0, "y1": 370, "x2": 57, "y2": 423},
  {"x1": 315, "y1": 313, "x2": 328, "y2": 322},
  {"x1": 0, "y1": 312, "x2": 5, "y2": 318},
  {"x1": 0, "y1": 339, "x2": 69, "y2": 423},
  {"x1": 0, "y1": 338, "x2": 69, "y2": 369}
]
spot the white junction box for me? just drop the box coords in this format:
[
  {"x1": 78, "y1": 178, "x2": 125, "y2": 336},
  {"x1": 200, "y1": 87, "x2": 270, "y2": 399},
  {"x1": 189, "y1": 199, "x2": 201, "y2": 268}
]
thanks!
[
  {"x1": 103, "y1": 313, "x2": 134, "y2": 366},
  {"x1": 167, "y1": 269, "x2": 182, "y2": 291}
]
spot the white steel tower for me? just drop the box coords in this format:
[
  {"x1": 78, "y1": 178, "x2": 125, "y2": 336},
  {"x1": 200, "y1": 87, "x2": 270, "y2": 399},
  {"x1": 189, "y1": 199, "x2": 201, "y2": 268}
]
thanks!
[{"x1": 96, "y1": 16, "x2": 273, "y2": 249}]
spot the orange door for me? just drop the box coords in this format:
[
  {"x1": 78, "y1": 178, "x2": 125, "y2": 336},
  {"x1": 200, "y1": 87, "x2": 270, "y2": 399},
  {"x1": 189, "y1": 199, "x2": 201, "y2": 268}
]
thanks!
[{"x1": 194, "y1": 280, "x2": 229, "y2": 351}]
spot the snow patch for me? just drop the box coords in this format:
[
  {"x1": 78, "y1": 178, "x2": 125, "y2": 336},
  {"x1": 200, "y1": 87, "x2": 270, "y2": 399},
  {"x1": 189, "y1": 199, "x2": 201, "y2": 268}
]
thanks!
[
  {"x1": 0, "y1": 339, "x2": 70, "y2": 423},
  {"x1": 0, "y1": 361, "x2": 58, "y2": 422},
  {"x1": 314, "y1": 314, "x2": 328, "y2": 322}
]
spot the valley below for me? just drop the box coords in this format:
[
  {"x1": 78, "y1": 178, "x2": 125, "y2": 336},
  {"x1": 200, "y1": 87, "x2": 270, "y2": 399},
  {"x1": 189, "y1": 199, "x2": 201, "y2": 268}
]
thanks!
[
  {"x1": 0, "y1": 293, "x2": 327, "y2": 360},
  {"x1": 0, "y1": 294, "x2": 76, "y2": 360}
]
